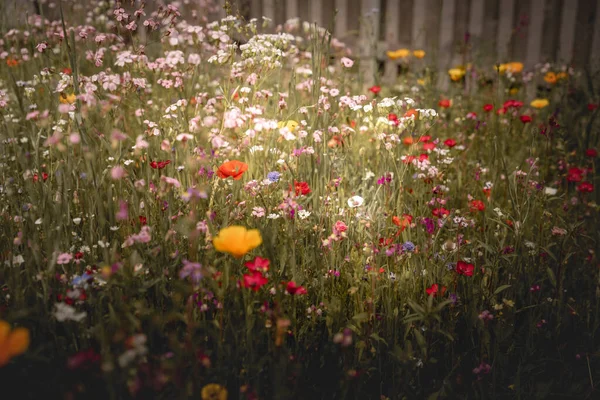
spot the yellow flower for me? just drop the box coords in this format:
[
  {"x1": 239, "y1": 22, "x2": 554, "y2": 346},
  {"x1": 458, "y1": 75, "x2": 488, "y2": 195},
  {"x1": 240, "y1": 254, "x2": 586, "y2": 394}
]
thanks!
[
  {"x1": 213, "y1": 226, "x2": 262, "y2": 258},
  {"x1": 505, "y1": 62, "x2": 523, "y2": 74},
  {"x1": 530, "y1": 98, "x2": 549, "y2": 109},
  {"x1": 0, "y1": 320, "x2": 30, "y2": 367},
  {"x1": 386, "y1": 48, "x2": 410, "y2": 60},
  {"x1": 277, "y1": 120, "x2": 299, "y2": 132},
  {"x1": 59, "y1": 92, "x2": 77, "y2": 104},
  {"x1": 509, "y1": 87, "x2": 519, "y2": 95},
  {"x1": 497, "y1": 62, "x2": 523, "y2": 74},
  {"x1": 448, "y1": 67, "x2": 466, "y2": 82},
  {"x1": 201, "y1": 383, "x2": 228, "y2": 400},
  {"x1": 417, "y1": 78, "x2": 426, "y2": 86},
  {"x1": 557, "y1": 72, "x2": 568, "y2": 81},
  {"x1": 544, "y1": 72, "x2": 557, "y2": 84},
  {"x1": 412, "y1": 50, "x2": 425, "y2": 59}
]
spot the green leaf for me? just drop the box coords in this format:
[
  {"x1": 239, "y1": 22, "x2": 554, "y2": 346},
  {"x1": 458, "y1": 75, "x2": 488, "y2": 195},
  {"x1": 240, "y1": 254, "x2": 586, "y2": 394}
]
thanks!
[
  {"x1": 370, "y1": 333, "x2": 388, "y2": 346},
  {"x1": 547, "y1": 268, "x2": 557, "y2": 287},
  {"x1": 494, "y1": 284, "x2": 512, "y2": 295}
]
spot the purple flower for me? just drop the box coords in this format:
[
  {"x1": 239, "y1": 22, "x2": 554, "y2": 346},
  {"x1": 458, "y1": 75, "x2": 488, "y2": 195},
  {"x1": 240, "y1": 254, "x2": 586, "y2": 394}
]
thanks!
[
  {"x1": 402, "y1": 241, "x2": 415, "y2": 252},
  {"x1": 267, "y1": 171, "x2": 281, "y2": 182},
  {"x1": 179, "y1": 260, "x2": 203, "y2": 283}
]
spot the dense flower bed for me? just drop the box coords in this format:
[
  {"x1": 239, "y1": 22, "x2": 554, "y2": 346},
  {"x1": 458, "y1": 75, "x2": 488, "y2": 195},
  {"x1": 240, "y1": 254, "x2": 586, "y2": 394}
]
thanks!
[{"x1": 0, "y1": 1, "x2": 599, "y2": 399}]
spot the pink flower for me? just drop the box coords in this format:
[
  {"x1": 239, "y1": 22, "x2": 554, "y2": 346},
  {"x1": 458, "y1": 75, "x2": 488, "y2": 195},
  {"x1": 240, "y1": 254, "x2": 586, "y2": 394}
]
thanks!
[
  {"x1": 334, "y1": 220, "x2": 348, "y2": 235},
  {"x1": 340, "y1": 57, "x2": 354, "y2": 68},
  {"x1": 110, "y1": 166, "x2": 127, "y2": 180},
  {"x1": 57, "y1": 252, "x2": 73, "y2": 265}
]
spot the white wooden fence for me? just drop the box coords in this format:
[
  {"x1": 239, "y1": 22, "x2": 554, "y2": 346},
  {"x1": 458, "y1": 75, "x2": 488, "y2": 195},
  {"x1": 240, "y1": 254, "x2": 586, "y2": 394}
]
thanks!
[{"x1": 228, "y1": 0, "x2": 600, "y2": 84}]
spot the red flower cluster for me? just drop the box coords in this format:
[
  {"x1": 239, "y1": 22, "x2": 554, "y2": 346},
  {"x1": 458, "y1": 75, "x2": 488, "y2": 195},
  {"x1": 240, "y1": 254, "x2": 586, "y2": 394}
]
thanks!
[
  {"x1": 294, "y1": 181, "x2": 311, "y2": 196},
  {"x1": 242, "y1": 256, "x2": 270, "y2": 291},
  {"x1": 369, "y1": 85, "x2": 381, "y2": 95},
  {"x1": 438, "y1": 99, "x2": 452, "y2": 108},
  {"x1": 426, "y1": 283, "x2": 447, "y2": 297},
  {"x1": 432, "y1": 208, "x2": 450, "y2": 218},
  {"x1": 576, "y1": 182, "x2": 594, "y2": 193},
  {"x1": 150, "y1": 160, "x2": 171, "y2": 169},
  {"x1": 286, "y1": 281, "x2": 307, "y2": 295},
  {"x1": 456, "y1": 261, "x2": 474, "y2": 277},
  {"x1": 444, "y1": 139, "x2": 457, "y2": 148},
  {"x1": 469, "y1": 200, "x2": 485, "y2": 212}
]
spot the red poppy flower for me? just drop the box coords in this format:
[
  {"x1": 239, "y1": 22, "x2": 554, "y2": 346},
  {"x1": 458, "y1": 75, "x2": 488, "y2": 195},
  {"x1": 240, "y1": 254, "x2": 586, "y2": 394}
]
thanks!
[
  {"x1": 418, "y1": 153, "x2": 429, "y2": 161},
  {"x1": 245, "y1": 256, "x2": 270, "y2": 273},
  {"x1": 369, "y1": 85, "x2": 381, "y2": 94},
  {"x1": 576, "y1": 182, "x2": 594, "y2": 193},
  {"x1": 483, "y1": 104, "x2": 494, "y2": 112},
  {"x1": 504, "y1": 99, "x2": 523, "y2": 109},
  {"x1": 388, "y1": 113, "x2": 398, "y2": 125},
  {"x1": 444, "y1": 139, "x2": 456, "y2": 148},
  {"x1": 438, "y1": 99, "x2": 452, "y2": 108},
  {"x1": 139, "y1": 215, "x2": 147, "y2": 225},
  {"x1": 585, "y1": 148, "x2": 598, "y2": 158},
  {"x1": 150, "y1": 160, "x2": 171, "y2": 169},
  {"x1": 294, "y1": 181, "x2": 311, "y2": 196},
  {"x1": 42, "y1": 172, "x2": 48, "y2": 181},
  {"x1": 567, "y1": 167, "x2": 584, "y2": 182},
  {"x1": 62, "y1": 68, "x2": 72, "y2": 75},
  {"x1": 418, "y1": 135, "x2": 431, "y2": 143},
  {"x1": 402, "y1": 155, "x2": 416, "y2": 164},
  {"x1": 243, "y1": 271, "x2": 268, "y2": 291},
  {"x1": 423, "y1": 142, "x2": 436, "y2": 150},
  {"x1": 469, "y1": 200, "x2": 485, "y2": 212},
  {"x1": 483, "y1": 188, "x2": 492, "y2": 199},
  {"x1": 520, "y1": 115, "x2": 532, "y2": 124},
  {"x1": 426, "y1": 283, "x2": 447, "y2": 297},
  {"x1": 432, "y1": 208, "x2": 450, "y2": 218},
  {"x1": 588, "y1": 103, "x2": 599, "y2": 111},
  {"x1": 496, "y1": 107, "x2": 508, "y2": 115},
  {"x1": 286, "y1": 281, "x2": 307, "y2": 295},
  {"x1": 456, "y1": 261, "x2": 474, "y2": 277},
  {"x1": 392, "y1": 214, "x2": 413, "y2": 232},
  {"x1": 217, "y1": 160, "x2": 248, "y2": 180}
]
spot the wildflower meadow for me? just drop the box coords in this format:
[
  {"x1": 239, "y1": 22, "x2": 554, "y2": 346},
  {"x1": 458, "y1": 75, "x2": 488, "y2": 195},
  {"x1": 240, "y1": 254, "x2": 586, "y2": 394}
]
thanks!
[{"x1": 0, "y1": 1, "x2": 599, "y2": 399}]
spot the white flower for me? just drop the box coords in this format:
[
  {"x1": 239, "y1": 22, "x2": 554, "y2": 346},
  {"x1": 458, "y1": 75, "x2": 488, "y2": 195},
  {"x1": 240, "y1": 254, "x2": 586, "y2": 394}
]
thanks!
[
  {"x1": 347, "y1": 196, "x2": 364, "y2": 208},
  {"x1": 340, "y1": 57, "x2": 354, "y2": 68},
  {"x1": 267, "y1": 213, "x2": 281, "y2": 219},
  {"x1": 54, "y1": 302, "x2": 87, "y2": 322},
  {"x1": 298, "y1": 210, "x2": 311, "y2": 219},
  {"x1": 544, "y1": 187, "x2": 558, "y2": 195}
]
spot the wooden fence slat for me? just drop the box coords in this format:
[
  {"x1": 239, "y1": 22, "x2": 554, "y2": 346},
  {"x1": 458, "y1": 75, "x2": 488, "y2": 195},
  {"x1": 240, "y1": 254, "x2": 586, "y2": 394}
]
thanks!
[
  {"x1": 468, "y1": 0, "x2": 485, "y2": 39},
  {"x1": 592, "y1": 0, "x2": 600, "y2": 64},
  {"x1": 383, "y1": 0, "x2": 400, "y2": 82},
  {"x1": 540, "y1": 0, "x2": 563, "y2": 62},
  {"x1": 310, "y1": 0, "x2": 323, "y2": 26},
  {"x1": 497, "y1": 0, "x2": 515, "y2": 61},
  {"x1": 359, "y1": 0, "x2": 381, "y2": 86},
  {"x1": 526, "y1": 0, "x2": 545, "y2": 68},
  {"x1": 558, "y1": 0, "x2": 578, "y2": 62},
  {"x1": 438, "y1": 0, "x2": 456, "y2": 89},
  {"x1": 573, "y1": 0, "x2": 598, "y2": 67},
  {"x1": 262, "y1": 0, "x2": 276, "y2": 22},
  {"x1": 412, "y1": 0, "x2": 427, "y2": 50},
  {"x1": 250, "y1": 0, "x2": 262, "y2": 20},
  {"x1": 334, "y1": 0, "x2": 348, "y2": 40},
  {"x1": 285, "y1": 0, "x2": 298, "y2": 21}
]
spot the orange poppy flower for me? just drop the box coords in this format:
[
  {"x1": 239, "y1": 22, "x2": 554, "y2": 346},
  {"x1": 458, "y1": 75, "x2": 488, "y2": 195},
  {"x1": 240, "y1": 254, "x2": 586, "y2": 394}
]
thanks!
[
  {"x1": 0, "y1": 320, "x2": 30, "y2": 366},
  {"x1": 6, "y1": 57, "x2": 19, "y2": 67},
  {"x1": 404, "y1": 109, "x2": 419, "y2": 118},
  {"x1": 217, "y1": 160, "x2": 248, "y2": 180}
]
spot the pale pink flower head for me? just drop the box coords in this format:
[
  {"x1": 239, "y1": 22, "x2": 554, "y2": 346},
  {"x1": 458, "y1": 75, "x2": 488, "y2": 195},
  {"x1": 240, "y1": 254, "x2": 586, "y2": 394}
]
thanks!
[
  {"x1": 334, "y1": 220, "x2": 348, "y2": 235},
  {"x1": 111, "y1": 166, "x2": 127, "y2": 180},
  {"x1": 340, "y1": 57, "x2": 354, "y2": 68},
  {"x1": 57, "y1": 252, "x2": 73, "y2": 265}
]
